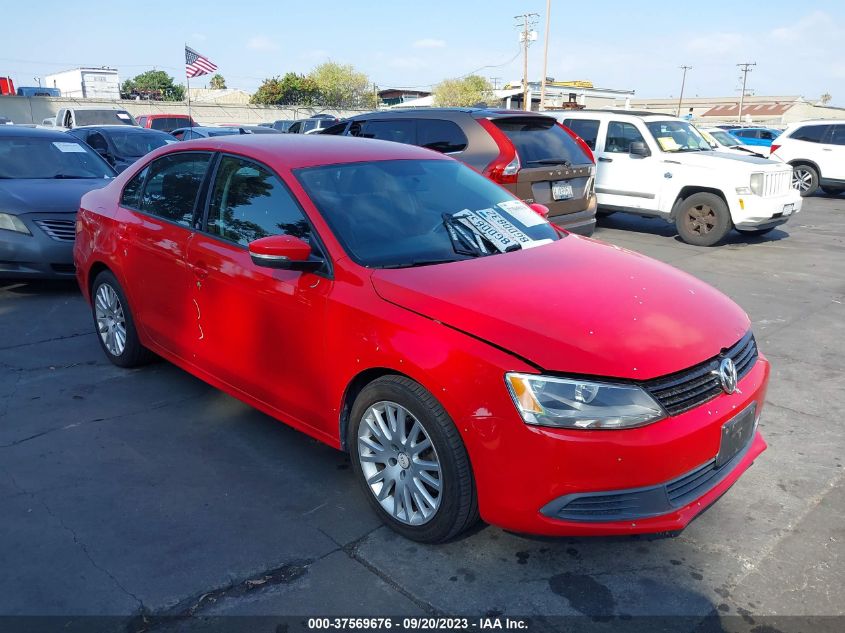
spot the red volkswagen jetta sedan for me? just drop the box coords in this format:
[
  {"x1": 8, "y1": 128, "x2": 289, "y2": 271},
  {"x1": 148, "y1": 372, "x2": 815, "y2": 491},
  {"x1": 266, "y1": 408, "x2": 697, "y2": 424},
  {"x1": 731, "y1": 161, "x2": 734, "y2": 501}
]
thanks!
[{"x1": 74, "y1": 135, "x2": 768, "y2": 543}]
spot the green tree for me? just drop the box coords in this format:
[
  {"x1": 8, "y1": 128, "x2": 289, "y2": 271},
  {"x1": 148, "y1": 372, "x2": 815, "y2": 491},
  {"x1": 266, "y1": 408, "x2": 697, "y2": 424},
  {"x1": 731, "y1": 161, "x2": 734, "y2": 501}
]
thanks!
[
  {"x1": 209, "y1": 74, "x2": 227, "y2": 90},
  {"x1": 307, "y1": 62, "x2": 376, "y2": 109},
  {"x1": 433, "y1": 75, "x2": 494, "y2": 107},
  {"x1": 121, "y1": 70, "x2": 185, "y2": 101},
  {"x1": 250, "y1": 73, "x2": 321, "y2": 106}
]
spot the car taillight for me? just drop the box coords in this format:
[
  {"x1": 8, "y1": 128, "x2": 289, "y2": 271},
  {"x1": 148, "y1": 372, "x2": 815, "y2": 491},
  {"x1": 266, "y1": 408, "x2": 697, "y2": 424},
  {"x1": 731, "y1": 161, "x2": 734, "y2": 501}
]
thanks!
[
  {"x1": 477, "y1": 118, "x2": 520, "y2": 184},
  {"x1": 558, "y1": 123, "x2": 595, "y2": 164},
  {"x1": 770, "y1": 143, "x2": 781, "y2": 156}
]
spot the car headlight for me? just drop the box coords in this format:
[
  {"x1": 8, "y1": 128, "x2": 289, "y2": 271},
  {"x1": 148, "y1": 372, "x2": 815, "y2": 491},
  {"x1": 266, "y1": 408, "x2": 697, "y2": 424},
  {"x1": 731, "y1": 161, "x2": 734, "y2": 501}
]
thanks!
[
  {"x1": 749, "y1": 173, "x2": 764, "y2": 196},
  {"x1": 735, "y1": 186, "x2": 752, "y2": 195},
  {"x1": 505, "y1": 373, "x2": 665, "y2": 429},
  {"x1": 0, "y1": 213, "x2": 31, "y2": 235}
]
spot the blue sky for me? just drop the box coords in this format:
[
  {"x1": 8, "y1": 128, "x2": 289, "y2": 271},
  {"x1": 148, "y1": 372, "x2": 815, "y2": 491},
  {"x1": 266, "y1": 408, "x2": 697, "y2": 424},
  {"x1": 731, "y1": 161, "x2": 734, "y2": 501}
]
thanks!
[{"x1": 3, "y1": 1, "x2": 844, "y2": 104}]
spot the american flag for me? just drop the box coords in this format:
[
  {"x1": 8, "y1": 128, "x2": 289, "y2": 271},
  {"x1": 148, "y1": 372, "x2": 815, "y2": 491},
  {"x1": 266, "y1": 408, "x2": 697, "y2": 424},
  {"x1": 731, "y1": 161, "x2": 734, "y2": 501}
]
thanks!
[{"x1": 185, "y1": 46, "x2": 217, "y2": 78}]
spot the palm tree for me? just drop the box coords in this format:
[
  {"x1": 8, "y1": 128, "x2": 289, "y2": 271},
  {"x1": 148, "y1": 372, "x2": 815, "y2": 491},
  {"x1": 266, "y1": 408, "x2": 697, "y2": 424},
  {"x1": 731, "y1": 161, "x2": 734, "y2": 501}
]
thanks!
[{"x1": 209, "y1": 74, "x2": 227, "y2": 90}]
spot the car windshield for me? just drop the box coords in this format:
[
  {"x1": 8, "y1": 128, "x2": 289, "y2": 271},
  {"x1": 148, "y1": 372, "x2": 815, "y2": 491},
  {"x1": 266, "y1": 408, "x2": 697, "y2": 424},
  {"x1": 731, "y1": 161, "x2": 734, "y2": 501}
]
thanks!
[
  {"x1": 645, "y1": 120, "x2": 711, "y2": 152},
  {"x1": 709, "y1": 129, "x2": 740, "y2": 146},
  {"x1": 109, "y1": 131, "x2": 174, "y2": 157},
  {"x1": 0, "y1": 136, "x2": 115, "y2": 179},
  {"x1": 75, "y1": 110, "x2": 136, "y2": 126},
  {"x1": 296, "y1": 159, "x2": 561, "y2": 269}
]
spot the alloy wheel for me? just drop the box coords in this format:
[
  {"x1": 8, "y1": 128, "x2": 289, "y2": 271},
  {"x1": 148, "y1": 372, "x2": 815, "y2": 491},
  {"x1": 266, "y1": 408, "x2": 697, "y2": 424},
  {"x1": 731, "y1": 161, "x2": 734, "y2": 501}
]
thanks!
[
  {"x1": 792, "y1": 168, "x2": 813, "y2": 193},
  {"x1": 357, "y1": 401, "x2": 442, "y2": 526},
  {"x1": 684, "y1": 204, "x2": 717, "y2": 236},
  {"x1": 94, "y1": 283, "x2": 127, "y2": 357}
]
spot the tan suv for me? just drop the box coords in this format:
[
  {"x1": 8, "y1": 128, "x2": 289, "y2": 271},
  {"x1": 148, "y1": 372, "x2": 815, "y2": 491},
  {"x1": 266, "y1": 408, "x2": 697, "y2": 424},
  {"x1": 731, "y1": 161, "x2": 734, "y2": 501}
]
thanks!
[{"x1": 322, "y1": 108, "x2": 597, "y2": 235}]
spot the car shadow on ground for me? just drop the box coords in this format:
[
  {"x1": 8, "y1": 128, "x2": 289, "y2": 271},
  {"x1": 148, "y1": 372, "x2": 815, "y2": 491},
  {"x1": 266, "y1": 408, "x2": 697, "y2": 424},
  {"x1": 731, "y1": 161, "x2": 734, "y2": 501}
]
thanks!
[
  {"x1": 595, "y1": 213, "x2": 791, "y2": 247},
  {"x1": 0, "y1": 278, "x2": 81, "y2": 296}
]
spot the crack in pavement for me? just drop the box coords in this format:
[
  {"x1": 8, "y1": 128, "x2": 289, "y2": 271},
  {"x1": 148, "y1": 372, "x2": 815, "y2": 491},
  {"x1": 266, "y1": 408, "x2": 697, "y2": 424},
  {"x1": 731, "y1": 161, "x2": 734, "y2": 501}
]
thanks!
[
  {"x1": 4, "y1": 469, "x2": 145, "y2": 613},
  {"x1": 0, "y1": 331, "x2": 94, "y2": 352}
]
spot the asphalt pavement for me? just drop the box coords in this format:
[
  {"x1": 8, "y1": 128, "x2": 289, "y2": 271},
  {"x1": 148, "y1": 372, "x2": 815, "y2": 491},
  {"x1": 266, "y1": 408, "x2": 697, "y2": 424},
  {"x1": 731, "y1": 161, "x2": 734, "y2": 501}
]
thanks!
[{"x1": 1, "y1": 195, "x2": 843, "y2": 632}]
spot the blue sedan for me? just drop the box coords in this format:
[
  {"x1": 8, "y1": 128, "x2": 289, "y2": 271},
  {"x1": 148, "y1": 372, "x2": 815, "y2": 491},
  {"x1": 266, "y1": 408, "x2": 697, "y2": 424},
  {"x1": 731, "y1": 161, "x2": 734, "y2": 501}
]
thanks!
[{"x1": 728, "y1": 127, "x2": 781, "y2": 148}]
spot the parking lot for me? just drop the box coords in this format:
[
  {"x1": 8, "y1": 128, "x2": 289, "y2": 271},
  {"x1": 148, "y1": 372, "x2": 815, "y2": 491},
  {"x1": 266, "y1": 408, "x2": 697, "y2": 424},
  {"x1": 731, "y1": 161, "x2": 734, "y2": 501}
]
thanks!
[{"x1": 1, "y1": 195, "x2": 843, "y2": 631}]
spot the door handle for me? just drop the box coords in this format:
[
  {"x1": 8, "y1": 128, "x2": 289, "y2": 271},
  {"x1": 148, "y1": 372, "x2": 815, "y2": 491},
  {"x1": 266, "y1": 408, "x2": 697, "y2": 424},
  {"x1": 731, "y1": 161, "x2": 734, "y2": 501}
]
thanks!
[
  {"x1": 822, "y1": 148, "x2": 833, "y2": 151},
  {"x1": 598, "y1": 157, "x2": 613, "y2": 162}
]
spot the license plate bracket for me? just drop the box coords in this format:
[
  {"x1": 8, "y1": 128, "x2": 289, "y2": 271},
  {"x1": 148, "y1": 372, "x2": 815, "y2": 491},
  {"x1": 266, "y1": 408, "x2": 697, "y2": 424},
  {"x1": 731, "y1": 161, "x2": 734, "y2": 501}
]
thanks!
[
  {"x1": 552, "y1": 181, "x2": 574, "y2": 201},
  {"x1": 783, "y1": 203, "x2": 795, "y2": 215},
  {"x1": 715, "y1": 404, "x2": 756, "y2": 468}
]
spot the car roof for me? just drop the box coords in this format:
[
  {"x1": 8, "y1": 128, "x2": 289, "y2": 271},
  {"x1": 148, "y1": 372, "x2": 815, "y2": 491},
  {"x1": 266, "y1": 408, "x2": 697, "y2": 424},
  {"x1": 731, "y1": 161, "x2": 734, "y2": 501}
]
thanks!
[
  {"x1": 172, "y1": 126, "x2": 239, "y2": 132},
  {"x1": 148, "y1": 134, "x2": 450, "y2": 170},
  {"x1": 144, "y1": 114, "x2": 191, "y2": 118},
  {"x1": 566, "y1": 109, "x2": 672, "y2": 118},
  {"x1": 71, "y1": 125, "x2": 169, "y2": 132},
  {"x1": 0, "y1": 126, "x2": 79, "y2": 140},
  {"x1": 345, "y1": 107, "x2": 556, "y2": 122}
]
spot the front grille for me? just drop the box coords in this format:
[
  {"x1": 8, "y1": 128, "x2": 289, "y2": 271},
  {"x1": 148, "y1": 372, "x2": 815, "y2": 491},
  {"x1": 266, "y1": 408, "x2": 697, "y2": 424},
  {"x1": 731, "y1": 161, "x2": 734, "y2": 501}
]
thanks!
[
  {"x1": 35, "y1": 219, "x2": 76, "y2": 242},
  {"x1": 762, "y1": 170, "x2": 791, "y2": 197},
  {"x1": 644, "y1": 332, "x2": 757, "y2": 416}
]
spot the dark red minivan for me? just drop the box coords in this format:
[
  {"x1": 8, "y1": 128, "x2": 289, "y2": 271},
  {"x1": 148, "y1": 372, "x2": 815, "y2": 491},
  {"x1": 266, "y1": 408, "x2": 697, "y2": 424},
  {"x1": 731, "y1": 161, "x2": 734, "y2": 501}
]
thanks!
[{"x1": 136, "y1": 114, "x2": 195, "y2": 133}]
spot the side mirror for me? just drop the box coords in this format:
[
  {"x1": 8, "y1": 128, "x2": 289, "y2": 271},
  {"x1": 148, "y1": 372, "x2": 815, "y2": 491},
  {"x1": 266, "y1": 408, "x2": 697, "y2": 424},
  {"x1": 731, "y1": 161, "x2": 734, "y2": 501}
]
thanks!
[
  {"x1": 529, "y1": 203, "x2": 550, "y2": 219},
  {"x1": 248, "y1": 235, "x2": 322, "y2": 271},
  {"x1": 629, "y1": 141, "x2": 650, "y2": 157}
]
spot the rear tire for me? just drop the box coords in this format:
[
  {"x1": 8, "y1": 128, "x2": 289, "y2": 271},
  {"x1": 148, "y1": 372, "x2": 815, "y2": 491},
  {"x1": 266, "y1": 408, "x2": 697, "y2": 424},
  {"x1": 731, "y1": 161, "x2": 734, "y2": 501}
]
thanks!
[
  {"x1": 675, "y1": 193, "x2": 733, "y2": 246},
  {"x1": 792, "y1": 164, "x2": 819, "y2": 197},
  {"x1": 91, "y1": 270, "x2": 153, "y2": 368},
  {"x1": 348, "y1": 375, "x2": 479, "y2": 543}
]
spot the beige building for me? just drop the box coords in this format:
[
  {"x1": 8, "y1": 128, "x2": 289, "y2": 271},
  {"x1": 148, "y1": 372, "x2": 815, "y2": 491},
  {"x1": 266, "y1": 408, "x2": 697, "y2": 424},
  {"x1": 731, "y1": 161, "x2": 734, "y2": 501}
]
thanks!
[
  {"x1": 187, "y1": 88, "x2": 252, "y2": 105},
  {"x1": 608, "y1": 95, "x2": 845, "y2": 126}
]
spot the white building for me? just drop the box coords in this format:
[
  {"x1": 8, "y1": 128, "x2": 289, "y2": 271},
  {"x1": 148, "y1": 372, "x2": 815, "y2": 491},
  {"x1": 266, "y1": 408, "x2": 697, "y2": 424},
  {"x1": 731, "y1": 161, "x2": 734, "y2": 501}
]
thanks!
[{"x1": 44, "y1": 67, "x2": 121, "y2": 99}]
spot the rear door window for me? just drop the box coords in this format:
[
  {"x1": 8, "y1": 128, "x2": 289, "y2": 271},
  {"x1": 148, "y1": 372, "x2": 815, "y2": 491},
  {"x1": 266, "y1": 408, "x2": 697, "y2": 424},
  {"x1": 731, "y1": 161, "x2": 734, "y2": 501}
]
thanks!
[
  {"x1": 358, "y1": 120, "x2": 416, "y2": 145},
  {"x1": 492, "y1": 117, "x2": 591, "y2": 166},
  {"x1": 829, "y1": 125, "x2": 845, "y2": 146},
  {"x1": 790, "y1": 125, "x2": 829, "y2": 143},
  {"x1": 139, "y1": 152, "x2": 212, "y2": 226},
  {"x1": 604, "y1": 121, "x2": 646, "y2": 153},
  {"x1": 417, "y1": 119, "x2": 468, "y2": 153},
  {"x1": 561, "y1": 118, "x2": 599, "y2": 150}
]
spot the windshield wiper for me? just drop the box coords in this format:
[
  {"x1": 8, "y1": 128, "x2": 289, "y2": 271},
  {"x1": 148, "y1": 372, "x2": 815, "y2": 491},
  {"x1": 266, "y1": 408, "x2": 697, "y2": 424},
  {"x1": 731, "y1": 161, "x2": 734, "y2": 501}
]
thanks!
[
  {"x1": 51, "y1": 174, "x2": 88, "y2": 179},
  {"x1": 378, "y1": 258, "x2": 464, "y2": 269},
  {"x1": 443, "y1": 214, "x2": 488, "y2": 257},
  {"x1": 526, "y1": 158, "x2": 572, "y2": 166}
]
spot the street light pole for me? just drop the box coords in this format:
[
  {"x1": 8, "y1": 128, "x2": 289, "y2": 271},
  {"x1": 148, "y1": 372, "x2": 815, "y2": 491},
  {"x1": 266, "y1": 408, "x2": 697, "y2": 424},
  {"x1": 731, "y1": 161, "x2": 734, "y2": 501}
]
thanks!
[
  {"x1": 677, "y1": 65, "x2": 691, "y2": 116},
  {"x1": 539, "y1": 0, "x2": 551, "y2": 111}
]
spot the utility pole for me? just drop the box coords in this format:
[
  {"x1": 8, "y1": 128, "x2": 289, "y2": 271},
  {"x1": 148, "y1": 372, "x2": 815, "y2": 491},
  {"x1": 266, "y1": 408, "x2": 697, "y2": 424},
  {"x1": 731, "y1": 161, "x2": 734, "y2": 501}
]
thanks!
[
  {"x1": 677, "y1": 65, "x2": 691, "y2": 116},
  {"x1": 490, "y1": 77, "x2": 501, "y2": 90},
  {"x1": 737, "y1": 62, "x2": 756, "y2": 123},
  {"x1": 515, "y1": 12, "x2": 539, "y2": 111},
  {"x1": 539, "y1": 0, "x2": 551, "y2": 111}
]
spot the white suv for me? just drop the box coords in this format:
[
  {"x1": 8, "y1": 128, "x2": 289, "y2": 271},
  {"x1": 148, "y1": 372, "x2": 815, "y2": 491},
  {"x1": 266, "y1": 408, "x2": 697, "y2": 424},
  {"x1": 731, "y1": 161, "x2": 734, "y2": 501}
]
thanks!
[
  {"x1": 769, "y1": 121, "x2": 845, "y2": 197},
  {"x1": 557, "y1": 110, "x2": 801, "y2": 246}
]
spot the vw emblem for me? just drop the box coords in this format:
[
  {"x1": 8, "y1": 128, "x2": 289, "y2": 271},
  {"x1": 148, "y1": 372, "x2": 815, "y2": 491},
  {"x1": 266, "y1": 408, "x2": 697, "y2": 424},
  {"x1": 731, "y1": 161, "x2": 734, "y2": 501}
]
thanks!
[{"x1": 718, "y1": 357, "x2": 738, "y2": 394}]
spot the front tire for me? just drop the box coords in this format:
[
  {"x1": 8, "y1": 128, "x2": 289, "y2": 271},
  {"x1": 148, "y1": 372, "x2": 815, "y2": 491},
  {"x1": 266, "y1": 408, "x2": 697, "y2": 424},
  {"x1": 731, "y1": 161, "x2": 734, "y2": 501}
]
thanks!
[
  {"x1": 792, "y1": 164, "x2": 819, "y2": 197},
  {"x1": 348, "y1": 375, "x2": 478, "y2": 543},
  {"x1": 675, "y1": 193, "x2": 733, "y2": 246},
  {"x1": 91, "y1": 270, "x2": 152, "y2": 368}
]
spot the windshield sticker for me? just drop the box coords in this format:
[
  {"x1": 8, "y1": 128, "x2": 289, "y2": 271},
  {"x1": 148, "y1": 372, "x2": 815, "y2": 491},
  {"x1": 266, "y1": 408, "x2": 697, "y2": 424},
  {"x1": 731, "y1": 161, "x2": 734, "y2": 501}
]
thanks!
[
  {"x1": 521, "y1": 238, "x2": 553, "y2": 249},
  {"x1": 116, "y1": 113, "x2": 131, "y2": 120},
  {"x1": 656, "y1": 136, "x2": 680, "y2": 151},
  {"x1": 164, "y1": 139, "x2": 178, "y2": 144},
  {"x1": 498, "y1": 199, "x2": 546, "y2": 228},
  {"x1": 453, "y1": 208, "x2": 536, "y2": 253},
  {"x1": 52, "y1": 142, "x2": 87, "y2": 153}
]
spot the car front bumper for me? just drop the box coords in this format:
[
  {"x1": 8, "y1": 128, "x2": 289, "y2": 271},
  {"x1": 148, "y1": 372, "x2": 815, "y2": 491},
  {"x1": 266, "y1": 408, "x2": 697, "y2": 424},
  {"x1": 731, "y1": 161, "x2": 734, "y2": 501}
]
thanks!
[
  {"x1": 463, "y1": 354, "x2": 770, "y2": 536},
  {"x1": 0, "y1": 212, "x2": 76, "y2": 279},
  {"x1": 732, "y1": 189, "x2": 802, "y2": 229}
]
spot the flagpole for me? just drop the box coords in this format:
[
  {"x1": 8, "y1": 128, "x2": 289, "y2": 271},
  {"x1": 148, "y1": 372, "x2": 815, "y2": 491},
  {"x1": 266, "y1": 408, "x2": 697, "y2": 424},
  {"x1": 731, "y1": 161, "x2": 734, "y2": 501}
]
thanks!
[{"x1": 185, "y1": 43, "x2": 192, "y2": 128}]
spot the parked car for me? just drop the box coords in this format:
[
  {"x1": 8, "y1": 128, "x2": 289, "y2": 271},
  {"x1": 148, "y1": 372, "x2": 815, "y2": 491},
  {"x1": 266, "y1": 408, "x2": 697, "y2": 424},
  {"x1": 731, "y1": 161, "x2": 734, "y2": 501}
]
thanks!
[
  {"x1": 769, "y1": 120, "x2": 845, "y2": 196},
  {"x1": 55, "y1": 107, "x2": 137, "y2": 130},
  {"x1": 171, "y1": 126, "x2": 243, "y2": 140},
  {"x1": 40, "y1": 117, "x2": 57, "y2": 128},
  {"x1": 699, "y1": 127, "x2": 766, "y2": 158},
  {"x1": 16, "y1": 86, "x2": 61, "y2": 97},
  {"x1": 288, "y1": 117, "x2": 341, "y2": 134},
  {"x1": 74, "y1": 134, "x2": 769, "y2": 542},
  {"x1": 558, "y1": 110, "x2": 801, "y2": 245},
  {"x1": 136, "y1": 114, "x2": 195, "y2": 133},
  {"x1": 327, "y1": 108, "x2": 597, "y2": 235},
  {"x1": 728, "y1": 127, "x2": 781, "y2": 148},
  {"x1": 268, "y1": 119, "x2": 296, "y2": 133},
  {"x1": 238, "y1": 125, "x2": 281, "y2": 135},
  {"x1": 0, "y1": 127, "x2": 115, "y2": 278},
  {"x1": 67, "y1": 125, "x2": 177, "y2": 173}
]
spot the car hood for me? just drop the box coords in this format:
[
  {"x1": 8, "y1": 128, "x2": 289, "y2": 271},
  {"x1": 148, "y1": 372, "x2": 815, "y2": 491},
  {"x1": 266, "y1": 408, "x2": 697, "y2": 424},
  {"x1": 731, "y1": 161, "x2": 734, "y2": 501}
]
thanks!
[
  {"x1": 664, "y1": 151, "x2": 779, "y2": 170},
  {"x1": 0, "y1": 178, "x2": 111, "y2": 215},
  {"x1": 371, "y1": 237, "x2": 750, "y2": 380}
]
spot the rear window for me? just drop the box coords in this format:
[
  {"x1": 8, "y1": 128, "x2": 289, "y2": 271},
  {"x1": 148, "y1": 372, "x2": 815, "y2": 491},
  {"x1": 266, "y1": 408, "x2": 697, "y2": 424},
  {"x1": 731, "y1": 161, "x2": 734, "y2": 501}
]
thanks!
[
  {"x1": 75, "y1": 110, "x2": 136, "y2": 126},
  {"x1": 561, "y1": 118, "x2": 599, "y2": 150},
  {"x1": 790, "y1": 125, "x2": 829, "y2": 143},
  {"x1": 493, "y1": 117, "x2": 591, "y2": 166},
  {"x1": 150, "y1": 117, "x2": 190, "y2": 131}
]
